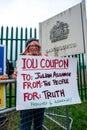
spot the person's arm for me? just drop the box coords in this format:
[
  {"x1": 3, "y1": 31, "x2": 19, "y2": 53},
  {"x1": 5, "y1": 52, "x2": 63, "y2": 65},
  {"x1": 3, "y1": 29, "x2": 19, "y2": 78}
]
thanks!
[
  {"x1": 6, "y1": 59, "x2": 14, "y2": 79},
  {"x1": 12, "y1": 68, "x2": 18, "y2": 79},
  {"x1": 0, "y1": 74, "x2": 9, "y2": 80},
  {"x1": 12, "y1": 61, "x2": 18, "y2": 79}
]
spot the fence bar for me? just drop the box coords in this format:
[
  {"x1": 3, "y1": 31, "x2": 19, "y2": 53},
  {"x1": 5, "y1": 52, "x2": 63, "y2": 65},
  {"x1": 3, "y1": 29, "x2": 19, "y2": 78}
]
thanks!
[
  {"x1": 5, "y1": 27, "x2": 9, "y2": 59},
  {"x1": 0, "y1": 79, "x2": 16, "y2": 84},
  {"x1": 10, "y1": 27, "x2": 13, "y2": 61},
  {"x1": 0, "y1": 107, "x2": 16, "y2": 114}
]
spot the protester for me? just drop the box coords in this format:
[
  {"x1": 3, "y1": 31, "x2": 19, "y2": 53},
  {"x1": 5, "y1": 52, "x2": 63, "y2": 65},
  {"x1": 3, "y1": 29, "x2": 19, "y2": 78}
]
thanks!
[{"x1": 13, "y1": 38, "x2": 45, "y2": 130}]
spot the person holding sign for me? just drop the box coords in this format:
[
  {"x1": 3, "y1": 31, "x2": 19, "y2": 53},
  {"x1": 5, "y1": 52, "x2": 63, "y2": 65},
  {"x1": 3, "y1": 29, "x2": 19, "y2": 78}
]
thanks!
[{"x1": 13, "y1": 38, "x2": 45, "y2": 130}]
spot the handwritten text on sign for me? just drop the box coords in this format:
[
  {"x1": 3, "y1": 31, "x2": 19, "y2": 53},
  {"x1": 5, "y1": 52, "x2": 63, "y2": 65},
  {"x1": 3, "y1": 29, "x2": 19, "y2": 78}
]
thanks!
[{"x1": 16, "y1": 56, "x2": 81, "y2": 110}]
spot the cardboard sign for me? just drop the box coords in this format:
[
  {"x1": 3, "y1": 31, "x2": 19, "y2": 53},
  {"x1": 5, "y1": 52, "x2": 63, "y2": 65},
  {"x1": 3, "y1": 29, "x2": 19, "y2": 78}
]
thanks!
[
  {"x1": 16, "y1": 55, "x2": 81, "y2": 110},
  {"x1": 0, "y1": 45, "x2": 6, "y2": 109}
]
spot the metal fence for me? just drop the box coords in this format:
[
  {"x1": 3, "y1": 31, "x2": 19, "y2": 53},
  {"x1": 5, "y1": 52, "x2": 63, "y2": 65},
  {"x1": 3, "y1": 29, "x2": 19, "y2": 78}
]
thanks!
[
  {"x1": 0, "y1": 80, "x2": 72, "y2": 130},
  {"x1": 0, "y1": 26, "x2": 37, "y2": 67},
  {"x1": 0, "y1": 26, "x2": 87, "y2": 130}
]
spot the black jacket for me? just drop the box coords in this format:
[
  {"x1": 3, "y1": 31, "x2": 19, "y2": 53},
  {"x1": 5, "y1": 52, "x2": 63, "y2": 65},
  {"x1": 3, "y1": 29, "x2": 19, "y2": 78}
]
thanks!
[{"x1": 6, "y1": 59, "x2": 14, "y2": 77}]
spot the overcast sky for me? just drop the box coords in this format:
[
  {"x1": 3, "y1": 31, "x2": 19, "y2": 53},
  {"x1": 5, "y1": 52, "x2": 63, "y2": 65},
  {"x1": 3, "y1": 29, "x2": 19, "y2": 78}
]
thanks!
[{"x1": 0, "y1": 0, "x2": 86, "y2": 29}]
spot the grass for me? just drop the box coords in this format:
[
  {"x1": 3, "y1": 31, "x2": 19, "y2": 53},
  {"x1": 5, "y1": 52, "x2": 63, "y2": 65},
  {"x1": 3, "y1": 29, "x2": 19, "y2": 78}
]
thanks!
[{"x1": 69, "y1": 100, "x2": 87, "y2": 130}]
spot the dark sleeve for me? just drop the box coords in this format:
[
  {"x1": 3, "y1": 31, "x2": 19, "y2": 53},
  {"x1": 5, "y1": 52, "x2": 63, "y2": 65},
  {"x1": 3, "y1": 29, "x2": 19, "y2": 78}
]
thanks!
[
  {"x1": 6, "y1": 59, "x2": 14, "y2": 77},
  {"x1": 9, "y1": 62, "x2": 14, "y2": 75},
  {"x1": 6, "y1": 59, "x2": 10, "y2": 75}
]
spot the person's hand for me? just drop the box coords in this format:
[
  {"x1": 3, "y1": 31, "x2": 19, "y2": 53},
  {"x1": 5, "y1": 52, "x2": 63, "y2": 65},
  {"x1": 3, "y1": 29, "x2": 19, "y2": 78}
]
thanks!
[
  {"x1": 12, "y1": 69, "x2": 18, "y2": 79},
  {"x1": 0, "y1": 74, "x2": 9, "y2": 80}
]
